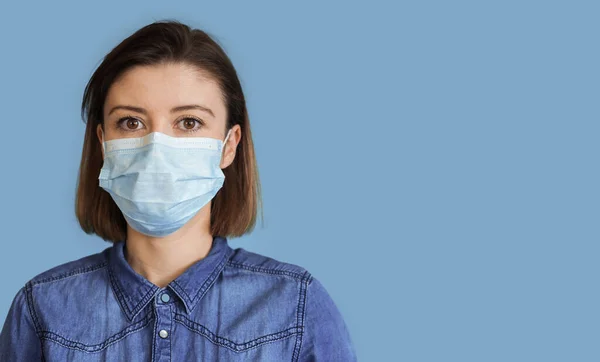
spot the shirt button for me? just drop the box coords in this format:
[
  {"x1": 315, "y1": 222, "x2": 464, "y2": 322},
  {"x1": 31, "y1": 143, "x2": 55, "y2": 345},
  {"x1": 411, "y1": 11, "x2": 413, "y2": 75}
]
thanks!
[
  {"x1": 160, "y1": 293, "x2": 170, "y2": 303},
  {"x1": 159, "y1": 329, "x2": 169, "y2": 339}
]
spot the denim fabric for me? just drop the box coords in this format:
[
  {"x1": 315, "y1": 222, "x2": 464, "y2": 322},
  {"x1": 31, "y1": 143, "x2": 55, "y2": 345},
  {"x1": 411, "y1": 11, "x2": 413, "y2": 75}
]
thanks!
[{"x1": 0, "y1": 237, "x2": 357, "y2": 361}]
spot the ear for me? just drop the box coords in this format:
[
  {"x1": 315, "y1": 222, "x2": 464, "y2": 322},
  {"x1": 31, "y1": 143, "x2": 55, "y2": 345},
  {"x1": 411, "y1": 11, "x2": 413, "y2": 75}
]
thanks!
[
  {"x1": 96, "y1": 123, "x2": 105, "y2": 159},
  {"x1": 220, "y1": 124, "x2": 241, "y2": 169}
]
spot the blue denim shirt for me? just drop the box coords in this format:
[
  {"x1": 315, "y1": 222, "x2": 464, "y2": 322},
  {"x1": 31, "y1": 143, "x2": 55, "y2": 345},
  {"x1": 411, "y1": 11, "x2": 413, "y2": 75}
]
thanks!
[{"x1": 0, "y1": 236, "x2": 357, "y2": 361}]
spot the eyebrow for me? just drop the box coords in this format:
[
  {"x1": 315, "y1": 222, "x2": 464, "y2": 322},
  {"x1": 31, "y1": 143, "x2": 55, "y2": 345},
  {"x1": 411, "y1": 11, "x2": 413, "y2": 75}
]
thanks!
[{"x1": 107, "y1": 104, "x2": 215, "y2": 118}]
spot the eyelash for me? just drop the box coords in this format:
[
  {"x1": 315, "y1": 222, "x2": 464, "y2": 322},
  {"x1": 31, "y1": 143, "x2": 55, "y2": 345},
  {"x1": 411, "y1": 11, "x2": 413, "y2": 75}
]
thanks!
[{"x1": 115, "y1": 115, "x2": 205, "y2": 133}]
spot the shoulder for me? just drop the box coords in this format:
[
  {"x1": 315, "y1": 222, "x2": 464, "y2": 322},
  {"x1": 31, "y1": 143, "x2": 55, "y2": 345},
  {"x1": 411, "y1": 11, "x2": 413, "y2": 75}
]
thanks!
[
  {"x1": 223, "y1": 246, "x2": 341, "y2": 319},
  {"x1": 224, "y1": 246, "x2": 340, "y2": 299},
  {"x1": 224, "y1": 247, "x2": 357, "y2": 359},
  {"x1": 6, "y1": 247, "x2": 112, "y2": 334},
  {"x1": 27, "y1": 247, "x2": 109, "y2": 287},
  {"x1": 20, "y1": 247, "x2": 110, "y2": 317},
  {"x1": 219, "y1": 247, "x2": 318, "y2": 321},
  {"x1": 226, "y1": 246, "x2": 313, "y2": 282}
]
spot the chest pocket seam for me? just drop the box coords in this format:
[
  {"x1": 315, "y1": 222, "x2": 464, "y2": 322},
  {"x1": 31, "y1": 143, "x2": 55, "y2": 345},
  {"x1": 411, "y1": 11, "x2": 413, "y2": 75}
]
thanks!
[
  {"x1": 173, "y1": 312, "x2": 303, "y2": 353},
  {"x1": 38, "y1": 312, "x2": 154, "y2": 353}
]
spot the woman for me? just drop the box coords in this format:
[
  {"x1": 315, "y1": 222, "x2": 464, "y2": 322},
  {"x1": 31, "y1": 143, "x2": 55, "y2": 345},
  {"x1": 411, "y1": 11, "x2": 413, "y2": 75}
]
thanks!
[{"x1": 0, "y1": 20, "x2": 356, "y2": 361}]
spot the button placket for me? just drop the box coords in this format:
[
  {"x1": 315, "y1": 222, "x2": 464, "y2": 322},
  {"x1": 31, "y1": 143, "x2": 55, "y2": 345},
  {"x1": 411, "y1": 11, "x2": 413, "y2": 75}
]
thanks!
[{"x1": 152, "y1": 291, "x2": 173, "y2": 361}]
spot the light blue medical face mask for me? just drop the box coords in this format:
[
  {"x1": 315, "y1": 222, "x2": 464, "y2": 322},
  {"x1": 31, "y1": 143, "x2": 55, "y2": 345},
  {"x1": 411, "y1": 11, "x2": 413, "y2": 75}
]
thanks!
[{"x1": 98, "y1": 129, "x2": 232, "y2": 237}]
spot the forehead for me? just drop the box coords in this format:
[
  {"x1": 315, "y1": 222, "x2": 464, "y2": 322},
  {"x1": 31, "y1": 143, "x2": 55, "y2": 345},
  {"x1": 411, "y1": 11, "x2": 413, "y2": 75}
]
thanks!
[{"x1": 103, "y1": 62, "x2": 226, "y2": 118}]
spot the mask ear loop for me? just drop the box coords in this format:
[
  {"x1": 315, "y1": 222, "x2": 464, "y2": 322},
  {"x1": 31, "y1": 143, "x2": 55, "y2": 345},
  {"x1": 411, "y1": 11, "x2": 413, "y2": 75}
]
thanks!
[
  {"x1": 222, "y1": 128, "x2": 232, "y2": 152},
  {"x1": 100, "y1": 126, "x2": 106, "y2": 155},
  {"x1": 219, "y1": 128, "x2": 233, "y2": 166}
]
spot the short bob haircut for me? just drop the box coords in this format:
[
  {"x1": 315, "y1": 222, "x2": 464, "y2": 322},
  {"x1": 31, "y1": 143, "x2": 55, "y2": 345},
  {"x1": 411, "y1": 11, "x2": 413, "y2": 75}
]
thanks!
[{"x1": 76, "y1": 20, "x2": 261, "y2": 243}]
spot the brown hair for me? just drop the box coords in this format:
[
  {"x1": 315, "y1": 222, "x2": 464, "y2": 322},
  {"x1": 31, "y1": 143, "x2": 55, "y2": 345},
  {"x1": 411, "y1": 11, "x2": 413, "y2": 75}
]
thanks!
[{"x1": 76, "y1": 20, "x2": 262, "y2": 242}]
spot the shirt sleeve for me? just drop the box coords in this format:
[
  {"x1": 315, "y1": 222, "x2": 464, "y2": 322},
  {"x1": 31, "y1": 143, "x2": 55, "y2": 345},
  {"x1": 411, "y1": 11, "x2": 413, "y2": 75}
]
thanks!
[
  {"x1": 300, "y1": 276, "x2": 358, "y2": 361},
  {"x1": 0, "y1": 285, "x2": 43, "y2": 361}
]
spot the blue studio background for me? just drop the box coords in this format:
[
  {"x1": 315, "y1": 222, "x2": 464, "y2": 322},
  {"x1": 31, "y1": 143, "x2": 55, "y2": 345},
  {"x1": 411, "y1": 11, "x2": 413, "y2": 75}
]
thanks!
[{"x1": 0, "y1": 1, "x2": 598, "y2": 361}]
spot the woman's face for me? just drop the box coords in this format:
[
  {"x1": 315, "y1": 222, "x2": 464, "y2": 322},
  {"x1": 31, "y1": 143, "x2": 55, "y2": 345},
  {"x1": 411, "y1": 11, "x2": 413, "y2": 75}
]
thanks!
[{"x1": 98, "y1": 62, "x2": 239, "y2": 168}]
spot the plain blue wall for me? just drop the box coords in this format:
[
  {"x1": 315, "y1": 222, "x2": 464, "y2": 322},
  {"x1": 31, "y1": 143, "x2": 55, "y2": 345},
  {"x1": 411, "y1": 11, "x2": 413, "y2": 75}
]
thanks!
[{"x1": 0, "y1": 1, "x2": 598, "y2": 361}]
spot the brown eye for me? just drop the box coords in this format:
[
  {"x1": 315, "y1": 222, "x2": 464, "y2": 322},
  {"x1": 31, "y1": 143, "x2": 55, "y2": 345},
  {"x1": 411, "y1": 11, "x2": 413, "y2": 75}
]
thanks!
[
  {"x1": 116, "y1": 116, "x2": 145, "y2": 132},
  {"x1": 183, "y1": 119, "x2": 196, "y2": 129},
  {"x1": 177, "y1": 117, "x2": 203, "y2": 132},
  {"x1": 126, "y1": 119, "x2": 139, "y2": 129}
]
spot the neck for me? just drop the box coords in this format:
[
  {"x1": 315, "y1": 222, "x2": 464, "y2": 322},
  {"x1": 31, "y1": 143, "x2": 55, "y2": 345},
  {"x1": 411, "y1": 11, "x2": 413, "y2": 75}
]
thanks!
[{"x1": 123, "y1": 204, "x2": 214, "y2": 288}]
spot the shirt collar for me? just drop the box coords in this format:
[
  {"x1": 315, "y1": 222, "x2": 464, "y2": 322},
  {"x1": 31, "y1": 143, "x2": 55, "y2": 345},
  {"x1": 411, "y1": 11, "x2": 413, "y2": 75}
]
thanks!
[{"x1": 107, "y1": 236, "x2": 233, "y2": 321}]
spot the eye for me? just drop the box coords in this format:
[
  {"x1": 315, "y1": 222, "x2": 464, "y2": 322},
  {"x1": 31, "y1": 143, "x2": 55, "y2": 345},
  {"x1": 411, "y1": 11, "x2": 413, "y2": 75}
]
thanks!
[
  {"x1": 176, "y1": 117, "x2": 204, "y2": 132},
  {"x1": 116, "y1": 117, "x2": 145, "y2": 131}
]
